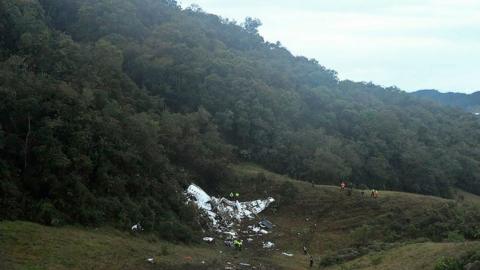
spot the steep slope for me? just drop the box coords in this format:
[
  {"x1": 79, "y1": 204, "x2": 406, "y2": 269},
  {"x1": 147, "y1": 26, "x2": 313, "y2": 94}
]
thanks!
[
  {"x1": 413, "y1": 89, "x2": 480, "y2": 114},
  {"x1": 2, "y1": 164, "x2": 480, "y2": 270}
]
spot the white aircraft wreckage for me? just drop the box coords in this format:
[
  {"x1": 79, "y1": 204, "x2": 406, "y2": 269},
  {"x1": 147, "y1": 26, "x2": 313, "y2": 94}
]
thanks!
[{"x1": 185, "y1": 184, "x2": 275, "y2": 237}]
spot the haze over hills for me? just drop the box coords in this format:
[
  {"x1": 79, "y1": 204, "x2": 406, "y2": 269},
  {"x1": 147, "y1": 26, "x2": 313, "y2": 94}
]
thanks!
[
  {"x1": 412, "y1": 89, "x2": 480, "y2": 114},
  {"x1": 2, "y1": 0, "x2": 480, "y2": 258}
]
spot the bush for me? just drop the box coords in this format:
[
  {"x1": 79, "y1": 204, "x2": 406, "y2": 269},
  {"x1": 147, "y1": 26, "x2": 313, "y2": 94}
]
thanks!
[
  {"x1": 158, "y1": 220, "x2": 196, "y2": 243},
  {"x1": 447, "y1": 231, "x2": 465, "y2": 242},
  {"x1": 434, "y1": 257, "x2": 463, "y2": 270},
  {"x1": 35, "y1": 201, "x2": 65, "y2": 226}
]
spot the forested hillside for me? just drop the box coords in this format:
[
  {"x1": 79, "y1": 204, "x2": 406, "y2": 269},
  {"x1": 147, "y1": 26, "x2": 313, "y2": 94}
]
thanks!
[
  {"x1": 1, "y1": 0, "x2": 480, "y2": 240},
  {"x1": 413, "y1": 89, "x2": 480, "y2": 114}
]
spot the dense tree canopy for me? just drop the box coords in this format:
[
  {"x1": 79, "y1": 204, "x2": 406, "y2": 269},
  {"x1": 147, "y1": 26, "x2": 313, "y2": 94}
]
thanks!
[
  {"x1": 413, "y1": 89, "x2": 480, "y2": 114},
  {"x1": 1, "y1": 0, "x2": 480, "y2": 240}
]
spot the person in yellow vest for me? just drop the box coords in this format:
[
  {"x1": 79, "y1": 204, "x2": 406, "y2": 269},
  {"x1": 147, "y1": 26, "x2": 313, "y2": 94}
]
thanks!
[{"x1": 233, "y1": 239, "x2": 243, "y2": 251}]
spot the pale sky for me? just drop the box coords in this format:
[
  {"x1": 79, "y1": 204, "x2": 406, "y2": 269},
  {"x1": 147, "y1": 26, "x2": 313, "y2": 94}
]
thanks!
[{"x1": 179, "y1": 0, "x2": 480, "y2": 93}]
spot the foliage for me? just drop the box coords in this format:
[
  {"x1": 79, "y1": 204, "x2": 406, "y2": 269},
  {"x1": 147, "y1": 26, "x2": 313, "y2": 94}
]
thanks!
[
  {"x1": 1, "y1": 0, "x2": 480, "y2": 242},
  {"x1": 447, "y1": 231, "x2": 465, "y2": 242},
  {"x1": 434, "y1": 257, "x2": 463, "y2": 270}
]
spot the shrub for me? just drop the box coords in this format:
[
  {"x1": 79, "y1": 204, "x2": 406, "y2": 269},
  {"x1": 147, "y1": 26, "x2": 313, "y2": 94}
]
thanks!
[
  {"x1": 447, "y1": 231, "x2": 465, "y2": 242},
  {"x1": 434, "y1": 257, "x2": 462, "y2": 270}
]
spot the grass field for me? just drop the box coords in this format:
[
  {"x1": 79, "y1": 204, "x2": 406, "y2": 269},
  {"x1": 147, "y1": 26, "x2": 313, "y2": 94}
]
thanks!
[{"x1": 1, "y1": 163, "x2": 480, "y2": 270}]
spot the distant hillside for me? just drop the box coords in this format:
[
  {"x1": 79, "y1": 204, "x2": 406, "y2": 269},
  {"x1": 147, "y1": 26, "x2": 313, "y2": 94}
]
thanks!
[{"x1": 413, "y1": 89, "x2": 480, "y2": 114}]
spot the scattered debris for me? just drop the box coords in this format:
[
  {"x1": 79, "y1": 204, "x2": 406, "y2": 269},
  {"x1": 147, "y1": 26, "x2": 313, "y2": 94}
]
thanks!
[
  {"x1": 131, "y1": 222, "x2": 143, "y2": 232},
  {"x1": 203, "y1": 237, "x2": 214, "y2": 243},
  {"x1": 146, "y1": 257, "x2": 155, "y2": 264},
  {"x1": 259, "y1": 219, "x2": 273, "y2": 230},
  {"x1": 282, "y1": 252, "x2": 294, "y2": 257},
  {"x1": 250, "y1": 225, "x2": 261, "y2": 233},
  {"x1": 185, "y1": 184, "x2": 275, "y2": 237},
  {"x1": 263, "y1": 241, "x2": 275, "y2": 248},
  {"x1": 224, "y1": 239, "x2": 234, "y2": 247},
  {"x1": 239, "y1": 262, "x2": 251, "y2": 266}
]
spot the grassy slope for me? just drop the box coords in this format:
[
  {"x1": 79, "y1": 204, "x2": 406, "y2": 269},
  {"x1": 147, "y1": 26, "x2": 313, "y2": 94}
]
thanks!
[
  {"x1": 0, "y1": 221, "x2": 224, "y2": 270},
  {"x1": 1, "y1": 163, "x2": 479, "y2": 270},
  {"x1": 454, "y1": 188, "x2": 480, "y2": 206},
  {"x1": 324, "y1": 242, "x2": 480, "y2": 270}
]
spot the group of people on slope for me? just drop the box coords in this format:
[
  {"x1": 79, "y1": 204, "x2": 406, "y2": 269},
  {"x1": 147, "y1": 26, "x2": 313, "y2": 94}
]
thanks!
[{"x1": 340, "y1": 181, "x2": 380, "y2": 198}]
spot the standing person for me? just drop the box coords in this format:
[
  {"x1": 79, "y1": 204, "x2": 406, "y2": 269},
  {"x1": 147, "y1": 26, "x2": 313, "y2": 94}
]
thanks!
[
  {"x1": 340, "y1": 181, "x2": 346, "y2": 191},
  {"x1": 371, "y1": 189, "x2": 375, "y2": 198},
  {"x1": 234, "y1": 239, "x2": 243, "y2": 251},
  {"x1": 303, "y1": 245, "x2": 308, "y2": 255},
  {"x1": 309, "y1": 255, "x2": 314, "y2": 268},
  {"x1": 374, "y1": 190, "x2": 379, "y2": 198}
]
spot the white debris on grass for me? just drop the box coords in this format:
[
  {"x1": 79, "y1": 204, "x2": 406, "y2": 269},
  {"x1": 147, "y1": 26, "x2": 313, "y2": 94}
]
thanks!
[
  {"x1": 131, "y1": 222, "x2": 143, "y2": 232},
  {"x1": 250, "y1": 226, "x2": 261, "y2": 233},
  {"x1": 146, "y1": 257, "x2": 155, "y2": 264},
  {"x1": 282, "y1": 252, "x2": 294, "y2": 257},
  {"x1": 223, "y1": 231, "x2": 237, "y2": 237},
  {"x1": 203, "y1": 237, "x2": 214, "y2": 242},
  {"x1": 185, "y1": 184, "x2": 275, "y2": 235},
  {"x1": 263, "y1": 241, "x2": 274, "y2": 248}
]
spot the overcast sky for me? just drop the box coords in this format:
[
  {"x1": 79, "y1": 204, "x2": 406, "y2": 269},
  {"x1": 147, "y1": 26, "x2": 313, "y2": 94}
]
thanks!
[{"x1": 179, "y1": 0, "x2": 480, "y2": 93}]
